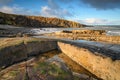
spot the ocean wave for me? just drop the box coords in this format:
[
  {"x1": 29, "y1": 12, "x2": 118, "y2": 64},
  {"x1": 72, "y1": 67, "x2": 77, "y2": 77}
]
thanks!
[{"x1": 107, "y1": 30, "x2": 120, "y2": 36}]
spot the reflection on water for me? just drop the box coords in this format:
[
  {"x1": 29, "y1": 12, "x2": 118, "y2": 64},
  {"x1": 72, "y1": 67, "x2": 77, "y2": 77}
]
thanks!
[
  {"x1": 33, "y1": 35, "x2": 120, "y2": 52},
  {"x1": 74, "y1": 40, "x2": 105, "y2": 47}
]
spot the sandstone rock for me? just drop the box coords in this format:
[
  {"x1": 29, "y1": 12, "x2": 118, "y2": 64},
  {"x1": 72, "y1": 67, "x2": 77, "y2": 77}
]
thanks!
[
  {"x1": 0, "y1": 41, "x2": 27, "y2": 69},
  {"x1": 46, "y1": 55, "x2": 70, "y2": 72},
  {"x1": 23, "y1": 33, "x2": 31, "y2": 37},
  {"x1": 62, "y1": 30, "x2": 72, "y2": 33},
  {"x1": 26, "y1": 40, "x2": 57, "y2": 56},
  {"x1": 46, "y1": 29, "x2": 120, "y2": 44},
  {"x1": 58, "y1": 42, "x2": 120, "y2": 80},
  {"x1": 0, "y1": 38, "x2": 57, "y2": 70},
  {"x1": 16, "y1": 32, "x2": 22, "y2": 37}
]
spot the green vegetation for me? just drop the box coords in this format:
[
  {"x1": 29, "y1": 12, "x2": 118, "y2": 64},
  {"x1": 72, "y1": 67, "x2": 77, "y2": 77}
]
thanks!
[
  {"x1": 0, "y1": 12, "x2": 85, "y2": 28},
  {"x1": 9, "y1": 70, "x2": 19, "y2": 76},
  {"x1": 0, "y1": 37, "x2": 48, "y2": 71},
  {"x1": 33, "y1": 61, "x2": 71, "y2": 79}
]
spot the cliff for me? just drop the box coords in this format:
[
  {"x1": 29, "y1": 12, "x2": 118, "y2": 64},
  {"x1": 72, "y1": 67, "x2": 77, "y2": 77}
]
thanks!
[{"x1": 0, "y1": 12, "x2": 85, "y2": 28}]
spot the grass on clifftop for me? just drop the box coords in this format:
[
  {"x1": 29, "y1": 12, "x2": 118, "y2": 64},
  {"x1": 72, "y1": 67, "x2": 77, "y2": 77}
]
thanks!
[{"x1": 0, "y1": 12, "x2": 85, "y2": 28}]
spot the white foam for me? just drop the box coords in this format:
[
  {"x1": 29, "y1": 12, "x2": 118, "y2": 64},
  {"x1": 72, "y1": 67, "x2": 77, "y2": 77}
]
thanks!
[
  {"x1": 107, "y1": 30, "x2": 120, "y2": 36},
  {"x1": 29, "y1": 28, "x2": 60, "y2": 34}
]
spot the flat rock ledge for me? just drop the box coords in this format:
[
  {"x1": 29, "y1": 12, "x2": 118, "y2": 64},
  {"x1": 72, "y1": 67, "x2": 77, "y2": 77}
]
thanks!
[
  {"x1": 0, "y1": 38, "x2": 57, "y2": 70},
  {"x1": 58, "y1": 41, "x2": 120, "y2": 80}
]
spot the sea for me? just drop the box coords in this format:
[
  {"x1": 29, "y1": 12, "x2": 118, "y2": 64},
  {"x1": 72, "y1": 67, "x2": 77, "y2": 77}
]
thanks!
[
  {"x1": 0, "y1": 25, "x2": 120, "y2": 36},
  {"x1": 85, "y1": 26, "x2": 120, "y2": 36},
  {"x1": 30, "y1": 25, "x2": 120, "y2": 36}
]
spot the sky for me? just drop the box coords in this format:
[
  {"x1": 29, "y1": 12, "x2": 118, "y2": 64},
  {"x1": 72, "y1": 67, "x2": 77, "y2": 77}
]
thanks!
[{"x1": 0, "y1": 0, "x2": 120, "y2": 25}]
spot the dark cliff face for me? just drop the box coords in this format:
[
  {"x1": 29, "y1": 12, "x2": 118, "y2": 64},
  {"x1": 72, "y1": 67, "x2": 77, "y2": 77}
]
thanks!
[{"x1": 0, "y1": 12, "x2": 86, "y2": 28}]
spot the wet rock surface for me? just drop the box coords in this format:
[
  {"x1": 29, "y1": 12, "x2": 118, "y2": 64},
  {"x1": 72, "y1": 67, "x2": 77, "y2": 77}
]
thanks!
[
  {"x1": 0, "y1": 37, "x2": 120, "y2": 80},
  {"x1": 0, "y1": 50, "x2": 99, "y2": 80},
  {"x1": 44, "y1": 29, "x2": 120, "y2": 44},
  {"x1": 0, "y1": 25, "x2": 35, "y2": 37},
  {"x1": 0, "y1": 38, "x2": 100, "y2": 80},
  {"x1": 0, "y1": 11, "x2": 120, "y2": 80}
]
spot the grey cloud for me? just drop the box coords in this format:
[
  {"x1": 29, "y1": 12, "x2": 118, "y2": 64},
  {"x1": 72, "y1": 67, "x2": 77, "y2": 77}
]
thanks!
[
  {"x1": 48, "y1": 0, "x2": 60, "y2": 10},
  {"x1": 0, "y1": 5, "x2": 39, "y2": 16},
  {"x1": 0, "y1": 0, "x2": 12, "y2": 5},
  {"x1": 81, "y1": 0, "x2": 120, "y2": 10},
  {"x1": 60, "y1": 0, "x2": 73, "y2": 3},
  {"x1": 40, "y1": 6, "x2": 72, "y2": 18},
  {"x1": 40, "y1": 0, "x2": 73, "y2": 18},
  {"x1": 76, "y1": 18, "x2": 120, "y2": 25}
]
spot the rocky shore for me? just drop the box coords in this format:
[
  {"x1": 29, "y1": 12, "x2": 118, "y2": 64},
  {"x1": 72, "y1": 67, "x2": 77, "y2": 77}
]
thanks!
[
  {"x1": 0, "y1": 25, "x2": 59, "y2": 38},
  {"x1": 0, "y1": 37, "x2": 99, "y2": 80},
  {"x1": 44, "y1": 29, "x2": 120, "y2": 44},
  {"x1": 0, "y1": 37, "x2": 120, "y2": 80},
  {"x1": 0, "y1": 25, "x2": 32, "y2": 37},
  {"x1": 0, "y1": 11, "x2": 120, "y2": 80},
  {"x1": 0, "y1": 37, "x2": 57, "y2": 70}
]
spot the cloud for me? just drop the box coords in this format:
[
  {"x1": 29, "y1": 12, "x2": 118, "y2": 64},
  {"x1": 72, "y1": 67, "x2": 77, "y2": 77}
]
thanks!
[
  {"x1": 0, "y1": 6, "x2": 13, "y2": 13},
  {"x1": 0, "y1": 5, "x2": 38, "y2": 15},
  {"x1": 40, "y1": 6, "x2": 72, "y2": 18},
  {"x1": 40, "y1": 0, "x2": 73, "y2": 18},
  {"x1": 0, "y1": 0, "x2": 73, "y2": 18},
  {"x1": 76, "y1": 18, "x2": 120, "y2": 25},
  {"x1": 81, "y1": 0, "x2": 120, "y2": 10},
  {"x1": 83, "y1": 18, "x2": 108, "y2": 24},
  {"x1": 0, "y1": 0, "x2": 12, "y2": 5},
  {"x1": 48, "y1": 0, "x2": 60, "y2": 10}
]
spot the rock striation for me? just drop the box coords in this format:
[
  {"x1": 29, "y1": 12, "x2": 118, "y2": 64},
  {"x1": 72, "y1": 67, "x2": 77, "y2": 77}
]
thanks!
[
  {"x1": 45, "y1": 30, "x2": 120, "y2": 44},
  {"x1": 0, "y1": 38, "x2": 57, "y2": 70},
  {"x1": 0, "y1": 12, "x2": 85, "y2": 28},
  {"x1": 58, "y1": 41, "x2": 120, "y2": 80},
  {"x1": 0, "y1": 37, "x2": 120, "y2": 80},
  {"x1": 0, "y1": 52, "x2": 73, "y2": 80}
]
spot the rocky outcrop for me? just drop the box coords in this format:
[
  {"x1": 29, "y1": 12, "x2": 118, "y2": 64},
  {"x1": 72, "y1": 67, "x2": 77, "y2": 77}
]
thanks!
[
  {"x1": 0, "y1": 55, "x2": 73, "y2": 80},
  {"x1": 0, "y1": 38, "x2": 57, "y2": 70},
  {"x1": 0, "y1": 49, "x2": 99, "y2": 80},
  {"x1": 1, "y1": 37, "x2": 120, "y2": 80},
  {"x1": 0, "y1": 12, "x2": 85, "y2": 28},
  {"x1": 45, "y1": 30, "x2": 120, "y2": 44},
  {"x1": 71, "y1": 30, "x2": 106, "y2": 35},
  {"x1": 58, "y1": 42, "x2": 120, "y2": 80}
]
